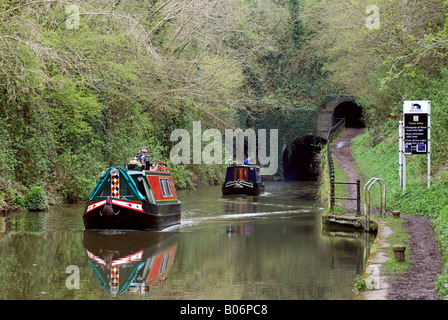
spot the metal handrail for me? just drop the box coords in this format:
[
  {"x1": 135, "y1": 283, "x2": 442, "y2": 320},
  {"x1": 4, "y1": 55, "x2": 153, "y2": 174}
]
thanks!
[{"x1": 363, "y1": 178, "x2": 386, "y2": 231}]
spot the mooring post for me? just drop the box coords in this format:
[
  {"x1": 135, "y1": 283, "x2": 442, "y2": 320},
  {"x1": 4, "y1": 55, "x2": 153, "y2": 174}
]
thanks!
[
  {"x1": 392, "y1": 210, "x2": 401, "y2": 218},
  {"x1": 393, "y1": 245, "x2": 406, "y2": 262}
]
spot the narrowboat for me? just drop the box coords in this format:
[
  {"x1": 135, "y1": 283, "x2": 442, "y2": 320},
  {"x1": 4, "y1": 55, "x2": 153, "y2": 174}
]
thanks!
[
  {"x1": 83, "y1": 161, "x2": 181, "y2": 231},
  {"x1": 83, "y1": 230, "x2": 178, "y2": 297},
  {"x1": 222, "y1": 164, "x2": 265, "y2": 196}
]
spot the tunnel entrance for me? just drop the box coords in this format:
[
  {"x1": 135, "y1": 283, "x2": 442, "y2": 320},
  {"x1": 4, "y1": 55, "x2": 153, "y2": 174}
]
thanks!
[
  {"x1": 281, "y1": 98, "x2": 363, "y2": 181},
  {"x1": 333, "y1": 101, "x2": 364, "y2": 128},
  {"x1": 282, "y1": 135, "x2": 326, "y2": 181}
]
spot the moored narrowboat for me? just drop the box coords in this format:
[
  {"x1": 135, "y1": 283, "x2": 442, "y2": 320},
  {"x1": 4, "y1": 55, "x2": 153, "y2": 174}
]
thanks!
[
  {"x1": 222, "y1": 164, "x2": 265, "y2": 196},
  {"x1": 83, "y1": 161, "x2": 181, "y2": 231}
]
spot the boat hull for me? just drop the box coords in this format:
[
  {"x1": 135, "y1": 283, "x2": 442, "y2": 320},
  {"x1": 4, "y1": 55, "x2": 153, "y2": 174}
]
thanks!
[
  {"x1": 221, "y1": 182, "x2": 265, "y2": 196},
  {"x1": 83, "y1": 202, "x2": 181, "y2": 231}
]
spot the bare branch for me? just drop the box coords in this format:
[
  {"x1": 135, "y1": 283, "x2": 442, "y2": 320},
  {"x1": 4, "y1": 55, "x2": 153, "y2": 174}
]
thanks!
[{"x1": 56, "y1": 11, "x2": 161, "y2": 61}]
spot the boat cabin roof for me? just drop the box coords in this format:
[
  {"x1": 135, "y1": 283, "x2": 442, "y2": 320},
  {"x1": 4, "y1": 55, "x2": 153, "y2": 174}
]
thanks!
[
  {"x1": 89, "y1": 166, "x2": 146, "y2": 201},
  {"x1": 224, "y1": 165, "x2": 262, "y2": 183},
  {"x1": 89, "y1": 165, "x2": 178, "y2": 204}
]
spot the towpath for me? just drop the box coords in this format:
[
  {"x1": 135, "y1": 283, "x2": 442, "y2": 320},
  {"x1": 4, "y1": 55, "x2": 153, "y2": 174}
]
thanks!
[{"x1": 332, "y1": 127, "x2": 443, "y2": 300}]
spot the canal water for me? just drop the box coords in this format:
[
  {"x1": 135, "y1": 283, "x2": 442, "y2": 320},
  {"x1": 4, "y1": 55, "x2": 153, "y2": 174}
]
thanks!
[{"x1": 0, "y1": 181, "x2": 371, "y2": 300}]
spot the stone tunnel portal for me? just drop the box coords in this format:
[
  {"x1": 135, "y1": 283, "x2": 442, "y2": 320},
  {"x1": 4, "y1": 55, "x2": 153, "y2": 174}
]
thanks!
[
  {"x1": 282, "y1": 135, "x2": 327, "y2": 181},
  {"x1": 281, "y1": 98, "x2": 364, "y2": 181}
]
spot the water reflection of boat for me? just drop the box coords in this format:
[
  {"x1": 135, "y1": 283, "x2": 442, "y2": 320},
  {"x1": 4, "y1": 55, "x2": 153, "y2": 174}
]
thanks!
[
  {"x1": 226, "y1": 225, "x2": 254, "y2": 236},
  {"x1": 83, "y1": 230, "x2": 178, "y2": 298},
  {"x1": 83, "y1": 162, "x2": 181, "y2": 230},
  {"x1": 222, "y1": 165, "x2": 265, "y2": 196},
  {"x1": 224, "y1": 194, "x2": 259, "y2": 213}
]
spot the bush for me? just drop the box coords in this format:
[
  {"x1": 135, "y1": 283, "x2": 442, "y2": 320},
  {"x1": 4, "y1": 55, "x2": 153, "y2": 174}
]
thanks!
[
  {"x1": 25, "y1": 186, "x2": 49, "y2": 211},
  {"x1": 8, "y1": 189, "x2": 26, "y2": 209}
]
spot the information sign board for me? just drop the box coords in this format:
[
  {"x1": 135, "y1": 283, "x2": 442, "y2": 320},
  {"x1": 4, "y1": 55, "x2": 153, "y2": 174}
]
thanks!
[
  {"x1": 403, "y1": 101, "x2": 430, "y2": 155},
  {"x1": 400, "y1": 100, "x2": 431, "y2": 190}
]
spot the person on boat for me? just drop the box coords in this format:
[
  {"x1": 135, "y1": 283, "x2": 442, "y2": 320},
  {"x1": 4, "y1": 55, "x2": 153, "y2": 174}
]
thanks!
[
  {"x1": 135, "y1": 148, "x2": 148, "y2": 165},
  {"x1": 134, "y1": 148, "x2": 160, "y2": 170},
  {"x1": 243, "y1": 157, "x2": 251, "y2": 165}
]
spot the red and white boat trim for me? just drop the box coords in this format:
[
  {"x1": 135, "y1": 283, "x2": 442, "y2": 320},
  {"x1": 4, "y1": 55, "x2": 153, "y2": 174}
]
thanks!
[
  {"x1": 85, "y1": 200, "x2": 107, "y2": 214},
  {"x1": 85, "y1": 248, "x2": 144, "y2": 268},
  {"x1": 85, "y1": 199, "x2": 144, "y2": 214}
]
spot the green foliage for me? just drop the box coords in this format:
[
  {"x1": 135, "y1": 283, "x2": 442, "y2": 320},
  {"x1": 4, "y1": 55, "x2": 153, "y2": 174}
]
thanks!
[
  {"x1": 53, "y1": 149, "x2": 106, "y2": 204},
  {"x1": 0, "y1": 0, "x2": 326, "y2": 207},
  {"x1": 354, "y1": 275, "x2": 368, "y2": 292},
  {"x1": 25, "y1": 186, "x2": 49, "y2": 212},
  {"x1": 239, "y1": 0, "x2": 332, "y2": 111},
  {"x1": 8, "y1": 189, "x2": 26, "y2": 209},
  {"x1": 48, "y1": 77, "x2": 105, "y2": 150},
  {"x1": 243, "y1": 107, "x2": 317, "y2": 151},
  {"x1": 0, "y1": 122, "x2": 16, "y2": 179},
  {"x1": 436, "y1": 273, "x2": 448, "y2": 300},
  {"x1": 318, "y1": 145, "x2": 331, "y2": 209}
]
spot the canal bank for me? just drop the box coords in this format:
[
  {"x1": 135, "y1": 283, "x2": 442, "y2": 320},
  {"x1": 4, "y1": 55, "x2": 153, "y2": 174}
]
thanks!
[
  {"x1": 355, "y1": 219, "x2": 392, "y2": 300},
  {"x1": 321, "y1": 214, "x2": 389, "y2": 299},
  {"x1": 326, "y1": 128, "x2": 443, "y2": 300},
  {"x1": 323, "y1": 213, "x2": 443, "y2": 300}
]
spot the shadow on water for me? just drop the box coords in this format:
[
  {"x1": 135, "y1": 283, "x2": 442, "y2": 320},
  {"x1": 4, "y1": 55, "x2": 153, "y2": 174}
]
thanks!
[{"x1": 0, "y1": 181, "x2": 374, "y2": 300}]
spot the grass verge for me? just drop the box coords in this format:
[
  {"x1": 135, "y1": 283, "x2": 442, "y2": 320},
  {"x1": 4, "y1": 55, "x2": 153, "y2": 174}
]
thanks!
[{"x1": 383, "y1": 216, "x2": 412, "y2": 280}]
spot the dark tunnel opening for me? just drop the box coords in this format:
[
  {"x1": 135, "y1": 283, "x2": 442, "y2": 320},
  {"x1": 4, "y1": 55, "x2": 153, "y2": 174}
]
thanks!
[
  {"x1": 282, "y1": 101, "x2": 364, "y2": 181},
  {"x1": 282, "y1": 135, "x2": 326, "y2": 181},
  {"x1": 332, "y1": 101, "x2": 365, "y2": 128}
]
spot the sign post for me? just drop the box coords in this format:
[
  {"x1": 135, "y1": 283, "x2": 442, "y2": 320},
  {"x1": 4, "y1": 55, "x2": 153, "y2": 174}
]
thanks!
[
  {"x1": 401, "y1": 101, "x2": 430, "y2": 190},
  {"x1": 398, "y1": 120, "x2": 403, "y2": 190}
]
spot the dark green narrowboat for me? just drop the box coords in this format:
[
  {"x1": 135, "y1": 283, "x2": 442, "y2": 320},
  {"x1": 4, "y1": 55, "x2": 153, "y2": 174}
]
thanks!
[
  {"x1": 83, "y1": 162, "x2": 181, "y2": 231},
  {"x1": 222, "y1": 164, "x2": 265, "y2": 196}
]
